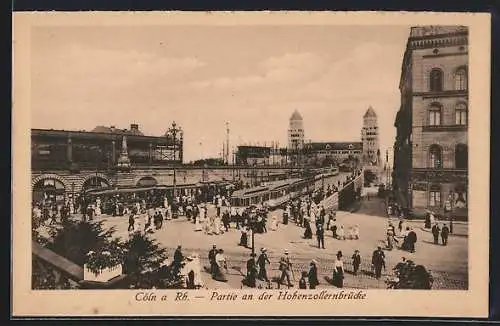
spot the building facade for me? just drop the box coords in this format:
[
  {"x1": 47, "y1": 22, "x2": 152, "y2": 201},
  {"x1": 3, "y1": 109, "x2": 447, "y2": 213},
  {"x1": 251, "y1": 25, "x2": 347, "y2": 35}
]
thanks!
[
  {"x1": 235, "y1": 145, "x2": 288, "y2": 166},
  {"x1": 393, "y1": 26, "x2": 468, "y2": 218},
  {"x1": 303, "y1": 142, "x2": 362, "y2": 168},
  {"x1": 361, "y1": 106, "x2": 381, "y2": 166},
  {"x1": 288, "y1": 110, "x2": 305, "y2": 164},
  {"x1": 31, "y1": 124, "x2": 183, "y2": 202}
]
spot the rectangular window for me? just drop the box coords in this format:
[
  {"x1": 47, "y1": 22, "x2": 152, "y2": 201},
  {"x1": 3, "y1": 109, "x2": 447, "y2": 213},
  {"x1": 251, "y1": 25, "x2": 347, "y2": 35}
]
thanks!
[
  {"x1": 429, "y1": 111, "x2": 441, "y2": 126},
  {"x1": 429, "y1": 191, "x2": 441, "y2": 207},
  {"x1": 456, "y1": 110, "x2": 467, "y2": 125}
]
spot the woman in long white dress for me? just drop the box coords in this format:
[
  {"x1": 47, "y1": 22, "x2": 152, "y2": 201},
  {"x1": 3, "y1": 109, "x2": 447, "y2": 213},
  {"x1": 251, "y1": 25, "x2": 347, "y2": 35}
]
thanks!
[
  {"x1": 270, "y1": 216, "x2": 278, "y2": 231},
  {"x1": 194, "y1": 214, "x2": 202, "y2": 232},
  {"x1": 337, "y1": 225, "x2": 345, "y2": 240},
  {"x1": 166, "y1": 204, "x2": 172, "y2": 220},
  {"x1": 352, "y1": 224, "x2": 360, "y2": 240},
  {"x1": 247, "y1": 227, "x2": 254, "y2": 249},
  {"x1": 183, "y1": 252, "x2": 204, "y2": 289},
  {"x1": 214, "y1": 215, "x2": 222, "y2": 235},
  {"x1": 214, "y1": 249, "x2": 228, "y2": 282}
]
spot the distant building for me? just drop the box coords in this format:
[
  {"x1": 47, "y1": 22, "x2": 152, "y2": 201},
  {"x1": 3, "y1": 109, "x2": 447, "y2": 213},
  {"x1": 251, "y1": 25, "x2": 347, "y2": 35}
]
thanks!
[
  {"x1": 361, "y1": 106, "x2": 381, "y2": 166},
  {"x1": 288, "y1": 110, "x2": 305, "y2": 163},
  {"x1": 304, "y1": 142, "x2": 362, "y2": 167},
  {"x1": 235, "y1": 145, "x2": 288, "y2": 166},
  {"x1": 235, "y1": 146, "x2": 271, "y2": 166},
  {"x1": 392, "y1": 26, "x2": 468, "y2": 218},
  {"x1": 31, "y1": 123, "x2": 183, "y2": 173}
]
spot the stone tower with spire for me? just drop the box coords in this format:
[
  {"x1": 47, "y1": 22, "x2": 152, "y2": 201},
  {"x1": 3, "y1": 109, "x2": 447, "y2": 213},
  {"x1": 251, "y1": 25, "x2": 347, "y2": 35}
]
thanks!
[
  {"x1": 361, "y1": 106, "x2": 380, "y2": 166},
  {"x1": 288, "y1": 109, "x2": 305, "y2": 163}
]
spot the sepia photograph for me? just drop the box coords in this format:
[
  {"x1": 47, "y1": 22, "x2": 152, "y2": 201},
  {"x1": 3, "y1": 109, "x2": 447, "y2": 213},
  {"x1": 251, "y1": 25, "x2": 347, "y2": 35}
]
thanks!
[{"x1": 12, "y1": 11, "x2": 490, "y2": 317}]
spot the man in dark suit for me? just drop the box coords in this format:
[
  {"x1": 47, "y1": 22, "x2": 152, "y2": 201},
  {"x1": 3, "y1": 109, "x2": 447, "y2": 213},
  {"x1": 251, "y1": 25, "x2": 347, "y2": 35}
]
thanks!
[
  {"x1": 441, "y1": 224, "x2": 450, "y2": 246},
  {"x1": 431, "y1": 223, "x2": 440, "y2": 244}
]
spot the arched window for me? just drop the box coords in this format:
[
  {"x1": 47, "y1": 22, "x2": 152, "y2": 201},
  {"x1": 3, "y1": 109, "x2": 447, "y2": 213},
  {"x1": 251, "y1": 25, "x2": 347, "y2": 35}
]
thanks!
[
  {"x1": 137, "y1": 176, "x2": 158, "y2": 187},
  {"x1": 429, "y1": 68, "x2": 443, "y2": 92},
  {"x1": 455, "y1": 144, "x2": 468, "y2": 169},
  {"x1": 429, "y1": 144, "x2": 442, "y2": 168},
  {"x1": 82, "y1": 176, "x2": 109, "y2": 191},
  {"x1": 455, "y1": 67, "x2": 467, "y2": 91},
  {"x1": 428, "y1": 103, "x2": 442, "y2": 126},
  {"x1": 455, "y1": 102, "x2": 467, "y2": 125}
]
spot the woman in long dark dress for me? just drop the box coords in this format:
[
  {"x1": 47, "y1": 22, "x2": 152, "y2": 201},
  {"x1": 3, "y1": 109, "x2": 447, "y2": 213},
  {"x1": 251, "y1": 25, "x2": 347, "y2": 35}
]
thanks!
[
  {"x1": 239, "y1": 228, "x2": 248, "y2": 247},
  {"x1": 332, "y1": 251, "x2": 344, "y2": 288},
  {"x1": 303, "y1": 219, "x2": 313, "y2": 239},
  {"x1": 308, "y1": 260, "x2": 319, "y2": 289}
]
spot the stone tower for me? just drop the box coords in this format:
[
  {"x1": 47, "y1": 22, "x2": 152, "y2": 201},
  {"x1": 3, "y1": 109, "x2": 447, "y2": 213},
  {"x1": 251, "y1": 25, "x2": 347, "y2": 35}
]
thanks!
[
  {"x1": 288, "y1": 110, "x2": 305, "y2": 162},
  {"x1": 361, "y1": 106, "x2": 380, "y2": 166}
]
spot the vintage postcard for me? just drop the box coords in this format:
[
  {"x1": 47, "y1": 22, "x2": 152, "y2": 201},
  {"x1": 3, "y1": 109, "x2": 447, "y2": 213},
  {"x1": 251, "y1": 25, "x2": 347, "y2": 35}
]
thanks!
[{"x1": 12, "y1": 11, "x2": 490, "y2": 317}]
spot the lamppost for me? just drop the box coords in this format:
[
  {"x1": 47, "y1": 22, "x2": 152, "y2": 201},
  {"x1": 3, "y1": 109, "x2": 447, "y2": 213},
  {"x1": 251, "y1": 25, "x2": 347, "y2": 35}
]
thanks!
[
  {"x1": 71, "y1": 182, "x2": 75, "y2": 210},
  {"x1": 167, "y1": 121, "x2": 183, "y2": 198}
]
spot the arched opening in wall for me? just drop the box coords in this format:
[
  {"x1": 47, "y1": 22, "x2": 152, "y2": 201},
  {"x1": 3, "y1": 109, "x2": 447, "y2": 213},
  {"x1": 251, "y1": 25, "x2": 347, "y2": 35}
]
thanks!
[
  {"x1": 455, "y1": 144, "x2": 468, "y2": 169},
  {"x1": 33, "y1": 178, "x2": 66, "y2": 204},
  {"x1": 454, "y1": 66, "x2": 468, "y2": 91},
  {"x1": 82, "y1": 176, "x2": 110, "y2": 192},
  {"x1": 429, "y1": 68, "x2": 444, "y2": 92},
  {"x1": 136, "y1": 176, "x2": 158, "y2": 187},
  {"x1": 429, "y1": 144, "x2": 442, "y2": 169}
]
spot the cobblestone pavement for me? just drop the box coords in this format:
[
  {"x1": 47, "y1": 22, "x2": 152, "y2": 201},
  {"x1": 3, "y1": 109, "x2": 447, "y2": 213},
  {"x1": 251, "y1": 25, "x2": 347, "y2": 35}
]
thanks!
[{"x1": 93, "y1": 189, "x2": 467, "y2": 290}]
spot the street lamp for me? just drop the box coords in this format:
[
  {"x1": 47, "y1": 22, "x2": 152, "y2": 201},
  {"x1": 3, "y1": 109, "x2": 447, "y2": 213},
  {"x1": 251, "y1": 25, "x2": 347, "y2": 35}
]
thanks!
[
  {"x1": 167, "y1": 121, "x2": 183, "y2": 198},
  {"x1": 71, "y1": 182, "x2": 75, "y2": 211}
]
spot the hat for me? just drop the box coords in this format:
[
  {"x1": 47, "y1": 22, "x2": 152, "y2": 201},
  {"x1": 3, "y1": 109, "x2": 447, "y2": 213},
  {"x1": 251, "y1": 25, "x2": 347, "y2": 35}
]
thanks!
[
  {"x1": 311, "y1": 259, "x2": 317, "y2": 265},
  {"x1": 261, "y1": 248, "x2": 267, "y2": 252},
  {"x1": 284, "y1": 250, "x2": 289, "y2": 254}
]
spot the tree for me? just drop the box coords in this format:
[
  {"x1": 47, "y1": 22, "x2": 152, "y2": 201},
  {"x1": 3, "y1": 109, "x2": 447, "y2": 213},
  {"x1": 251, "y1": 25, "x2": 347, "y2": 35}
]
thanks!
[
  {"x1": 38, "y1": 217, "x2": 185, "y2": 289},
  {"x1": 46, "y1": 219, "x2": 121, "y2": 267},
  {"x1": 123, "y1": 233, "x2": 183, "y2": 289}
]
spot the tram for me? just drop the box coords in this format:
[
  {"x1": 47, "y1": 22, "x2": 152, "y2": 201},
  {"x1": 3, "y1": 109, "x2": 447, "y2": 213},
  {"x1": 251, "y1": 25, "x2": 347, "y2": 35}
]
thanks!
[
  {"x1": 314, "y1": 167, "x2": 340, "y2": 181},
  {"x1": 82, "y1": 180, "x2": 234, "y2": 214},
  {"x1": 229, "y1": 177, "x2": 316, "y2": 210}
]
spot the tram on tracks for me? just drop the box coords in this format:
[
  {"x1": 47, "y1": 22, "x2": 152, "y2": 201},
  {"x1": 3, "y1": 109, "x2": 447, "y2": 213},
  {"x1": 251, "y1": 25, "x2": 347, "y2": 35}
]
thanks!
[
  {"x1": 82, "y1": 180, "x2": 234, "y2": 214},
  {"x1": 229, "y1": 177, "x2": 316, "y2": 210}
]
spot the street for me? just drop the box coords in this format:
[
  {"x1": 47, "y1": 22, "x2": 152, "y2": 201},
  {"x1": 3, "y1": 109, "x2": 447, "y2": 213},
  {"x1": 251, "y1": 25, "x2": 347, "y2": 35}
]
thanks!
[{"x1": 96, "y1": 186, "x2": 468, "y2": 290}]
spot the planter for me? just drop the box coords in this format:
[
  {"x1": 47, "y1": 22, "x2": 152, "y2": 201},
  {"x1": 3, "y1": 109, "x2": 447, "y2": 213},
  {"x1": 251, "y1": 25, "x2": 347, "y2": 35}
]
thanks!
[{"x1": 84, "y1": 264, "x2": 123, "y2": 283}]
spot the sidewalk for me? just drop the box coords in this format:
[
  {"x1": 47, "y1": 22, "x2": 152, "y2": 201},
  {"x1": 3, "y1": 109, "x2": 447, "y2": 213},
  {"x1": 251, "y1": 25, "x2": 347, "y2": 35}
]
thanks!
[{"x1": 406, "y1": 220, "x2": 468, "y2": 237}]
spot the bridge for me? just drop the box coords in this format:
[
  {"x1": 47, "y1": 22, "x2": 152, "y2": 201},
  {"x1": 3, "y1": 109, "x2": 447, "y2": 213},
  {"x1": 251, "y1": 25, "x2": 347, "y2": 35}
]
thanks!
[{"x1": 31, "y1": 166, "x2": 312, "y2": 197}]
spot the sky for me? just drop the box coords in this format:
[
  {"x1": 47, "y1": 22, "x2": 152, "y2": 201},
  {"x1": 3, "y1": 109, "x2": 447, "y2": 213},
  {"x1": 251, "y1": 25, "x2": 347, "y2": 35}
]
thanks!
[{"x1": 31, "y1": 25, "x2": 410, "y2": 163}]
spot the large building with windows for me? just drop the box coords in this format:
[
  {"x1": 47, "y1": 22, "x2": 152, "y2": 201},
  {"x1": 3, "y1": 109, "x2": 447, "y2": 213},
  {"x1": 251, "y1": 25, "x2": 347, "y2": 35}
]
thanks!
[
  {"x1": 303, "y1": 142, "x2": 363, "y2": 167},
  {"x1": 392, "y1": 26, "x2": 468, "y2": 218},
  {"x1": 31, "y1": 123, "x2": 183, "y2": 203}
]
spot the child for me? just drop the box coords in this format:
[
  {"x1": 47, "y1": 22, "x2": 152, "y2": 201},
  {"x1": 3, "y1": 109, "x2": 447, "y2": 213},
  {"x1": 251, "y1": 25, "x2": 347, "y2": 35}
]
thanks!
[{"x1": 299, "y1": 271, "x2": 308, "y2": 289}]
